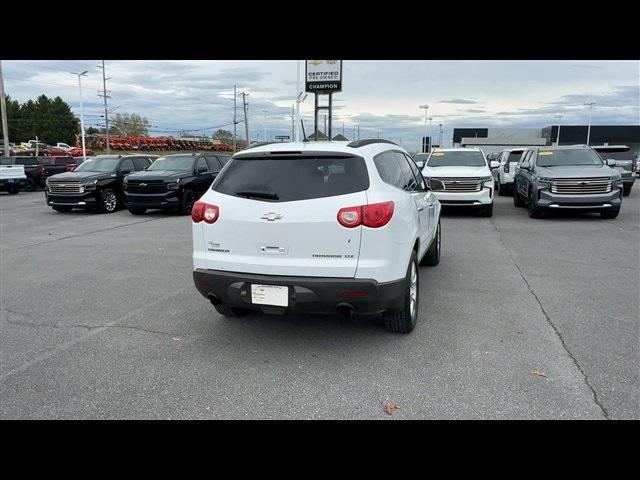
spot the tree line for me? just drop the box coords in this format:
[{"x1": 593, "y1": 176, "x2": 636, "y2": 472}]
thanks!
[{"x1": 2, "y1": 94, "x2": 79, "y2": 145}]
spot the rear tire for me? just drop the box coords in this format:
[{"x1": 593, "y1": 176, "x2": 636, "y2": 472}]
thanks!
[
  {"x1": 52, "y1": 206, "x2": 72, "y2": 212},
  {"x1": 498, "y1": 181, "x2": 508, "y2": 196},
  {"x1": 7, "y1": 186, "x2": 19, "y2": 194},
  {"x1": 384, "y1": 252, "x2": 419, "y2": 334},
  {"x1": 513, "y1": 183, "x2": 525, "y2": 207},
  {"x1": 128, "y1": 207, "x2": 147, "y2": 215},
  {"x1": 601, "y1": 206, "x2": 620, "y2": 219},
  {"x1": 179, "y1": 189, "x2": 196, "y2": 215},
  {"x1": 25, "y1": 178, "x2": 36, "y2": 192},
  {"x1": 421, "y1": 219, "x2": 441, "y2": 266},
  {"x1": 214, "y1": 303, "x2": 249, "y2": 317},
  {"x1": 622, "y1": 184, "x2": 632, "y2": 196}
]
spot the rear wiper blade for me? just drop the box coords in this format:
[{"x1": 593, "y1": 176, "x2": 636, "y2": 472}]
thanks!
[{"x1": 235, "y1": 190, "x2": 279, "y2": 200}]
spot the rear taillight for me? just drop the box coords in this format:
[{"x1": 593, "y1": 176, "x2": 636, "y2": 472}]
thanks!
[
  {"x1": 504, "y1": 162, "x2": 510, "y2": 173},
  {"x1": 337, "y1": 206, "x2": 361, "y2": 228},
  {"x1": 192, "y1": 201, "x2": 219, "y2": 224},
  {"x1": 337, "y1": 201, "x2": 394, "y2": 229}
]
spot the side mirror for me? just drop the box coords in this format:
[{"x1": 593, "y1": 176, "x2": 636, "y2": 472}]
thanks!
[
  {"x1": 120, "y1": 169, "x2": 131, "y2": 175},
  {"x1": 416, "y1": 160, "x2": 425, "y2": 169},
  {"x1": 606, "y1": 159, "x2": 617, "y2": 167},
  {"x1": 428, "y1": 179, "x2": 446, "y2": 191},
  {"x1": 490, "y1": 160, "x2": 500, "y2": 169}
]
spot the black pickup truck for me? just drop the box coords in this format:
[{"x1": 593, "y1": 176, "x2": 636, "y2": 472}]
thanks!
[
  {"x1": 45, "y1": 154, "x2": 158, "y2": 213},
  {"x1": 123, "y1": 152, "x2": 230, "y2": 215}
]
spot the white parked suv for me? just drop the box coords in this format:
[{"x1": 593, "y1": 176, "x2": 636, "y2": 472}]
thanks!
[
  {"x1": 192, "y1": 139, "x2": 444, "y2": 333},
  {"x1": 493, "y1": 148, "x2": 524, "y2": 195},
  {"x1": 421, "y1": 147, "x2": 497, "y2": 217}
]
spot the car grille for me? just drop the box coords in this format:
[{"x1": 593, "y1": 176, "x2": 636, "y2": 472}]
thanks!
[
  {"x1": 49, "y1": 182, "x2": 83, "y2": 194},
  {"x1": 550, "y1": 177, "x2": 612, "y2": 194},
  {"x1": 126, "y1": 182, "x2": 167, "y2": 194},
  {"x1": 432, "y1": 177, "x2": 481, "y2": 193}
]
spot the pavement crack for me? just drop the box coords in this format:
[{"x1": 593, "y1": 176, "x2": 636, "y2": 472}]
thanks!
[
  {"x1": 4, "y1": 314, "x2": 189, "y2": 338},
  {"x1": 8, "y1": 217, "x2": 167, "y2": 252},
  {"x1": 488, "y1": 218, "x2": 610, "y2": 420}
]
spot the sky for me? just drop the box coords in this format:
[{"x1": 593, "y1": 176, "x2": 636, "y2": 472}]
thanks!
[{"x1": 3, "y1": 60, "x2": 639, "y2": 152}]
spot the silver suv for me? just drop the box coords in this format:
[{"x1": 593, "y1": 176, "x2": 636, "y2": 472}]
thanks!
[{"x1": 513, "y1": 145, "x2": 624, "y2": 219}]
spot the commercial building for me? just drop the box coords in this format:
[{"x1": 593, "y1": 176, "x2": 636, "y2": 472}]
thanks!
[{"x1": 453, "y1": 125, "x2": 640, "y2": 157}]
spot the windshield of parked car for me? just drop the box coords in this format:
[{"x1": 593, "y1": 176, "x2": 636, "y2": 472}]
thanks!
[
  {"x1": 507, "y1": 151, "x2": 524, "y2": 163},
  {"x1": 74, "y1": 157, "x2": 120, "y2": 172},
  {"x1": 426, "y1": 150, "x2": 487, "y2": 167},
  {"x1": 536, "y1": 149, "x2": 604, "y2": 167},
  {"x1": 147, "y1": 155, "x2": 195, "y2": 171},
  {"x1": 594, "y1": 151, "x2": 633, "y2": 161}
]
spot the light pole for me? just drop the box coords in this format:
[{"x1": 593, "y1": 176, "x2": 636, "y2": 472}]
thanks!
[
  {"x1": 439, "y1": 123, "x2": 443, "y2": 148},
  {"x1": 0, "y1": 61, "x2": 10, "y2": 157},
  {"x1": 553, "y1": 114, "x2": 563, "y2": 146},
  {"x1": 261, "y1": 109, "x2": 268, "y2": 141},
  {"x1": 584, "y1": 102, "x2": 595, "y2": 146},
  {"x1": 419, "y1": 104, "x2": 429, "y2": 152},
  {"x1": 71, "y1": 70, "x2": 88, "y2": 161}
]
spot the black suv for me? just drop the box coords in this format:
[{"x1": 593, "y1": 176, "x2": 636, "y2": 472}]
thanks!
[
  {"x1": 45, "y1": 154, "x2": 158, "y2": 213},
  {"x1": 123, "y1": 153, "x2": 230, "y2": 215}
]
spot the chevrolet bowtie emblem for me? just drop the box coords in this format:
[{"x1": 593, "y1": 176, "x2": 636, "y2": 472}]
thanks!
[
  {"x1": 261, "y1": 213, "x2": 283, "y2": 221},
  {"x1": 139, "y1": 183, "x2": 147, "y2": 187}
]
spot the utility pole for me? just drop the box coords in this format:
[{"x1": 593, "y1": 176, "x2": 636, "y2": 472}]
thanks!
[
  {"x1": 291, "y1": 105, "x2": 295, "y2": 140},
  {"x1": 97, "y1": 61, "x2": 111, "y2": 153},
  {"x1": 71, "y1": 70, "x2": 88, "y2": 161},
  {"x1": 357, "y1": 125, "x2": 360, "y2": 141},
  {"x1": 553, "y1": 114, "x2": 563, "y2": 146},
  {"x1": 232, "y1": 85, "x2": 237, "y2": 152},
  {"x1": 439, "y1": 123, "x2": 443, "y2": 148},
  {"x1": 294, "y1": 61, "x2": 308, "y2": 142},
  {"x1": 242, "y1": 92, "x2": 249, "y2": 145},
  {"x1": 0, "y1": 61, "x2": 9, "y2": 156},
  {"x1": 584, "y1": 102, "x2": 595, "y2": 145}
]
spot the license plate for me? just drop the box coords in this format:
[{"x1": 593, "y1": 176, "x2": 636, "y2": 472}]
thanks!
[{"x1": 251, "y1": 284, "x2": 289, "y2": 307}]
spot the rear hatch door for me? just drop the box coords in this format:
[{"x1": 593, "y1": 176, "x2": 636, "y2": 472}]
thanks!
[{"x1": 197, "y1": 152, "x2": 369, "y2": 278}]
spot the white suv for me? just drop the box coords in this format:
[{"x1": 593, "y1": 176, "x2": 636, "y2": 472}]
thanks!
[
  {"x1": 494, "y1": 148, "x2": 524, "y2": 195},
  {"x1": 421, "y1": 147, "x2": 497, "y2": 217},
  {"x1": 192, "y1": 140, "x2": 444, "y2": 333}
]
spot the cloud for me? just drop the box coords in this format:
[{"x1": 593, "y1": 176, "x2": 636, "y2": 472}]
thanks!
[
  {"x1": 2, "y1": 60, "x2": 638, "y2": 152},
  {"x1": 439, "y1": 98, "x2": 479, "y2": 104}
]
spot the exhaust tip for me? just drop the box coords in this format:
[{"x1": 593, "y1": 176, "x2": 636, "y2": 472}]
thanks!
[
  {"x1": 208, "y1": 294, "x2": 222, "y2": 306},
  {"x1": 336, "y1": 303, "x2": 356, "y2": 317}
]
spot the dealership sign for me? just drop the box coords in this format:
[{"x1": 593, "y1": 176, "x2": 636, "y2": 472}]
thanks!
[{"x1": 305, "y1": 60, "x2": 342, "y2": 93}]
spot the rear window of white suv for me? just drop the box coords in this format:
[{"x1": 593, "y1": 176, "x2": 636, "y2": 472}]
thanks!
[{"x1": 212, "y1": 155, "x2": 369, "y2": 202}]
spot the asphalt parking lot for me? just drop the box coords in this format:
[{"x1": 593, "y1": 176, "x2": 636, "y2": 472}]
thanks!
[{"x1": 1, "y1": 188, "x2": 638, "y2": 419}]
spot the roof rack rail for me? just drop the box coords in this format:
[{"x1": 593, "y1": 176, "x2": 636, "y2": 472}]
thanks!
[{"x1": 346, "y1": 139, "x2": 399, "y2": 148}]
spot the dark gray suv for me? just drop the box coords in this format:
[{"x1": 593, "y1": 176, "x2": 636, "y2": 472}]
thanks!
[{"x1": 513, "y1": 145, "x2": 624, "y2": 219}]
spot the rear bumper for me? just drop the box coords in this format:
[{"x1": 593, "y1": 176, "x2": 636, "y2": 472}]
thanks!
[
  {"x1": 45, "y1": 191, "x2": 97, "y2": 208},
  {"x1": 123, "y1": 191, "x2": 179, "y2": 209},
  {"x1": 193, "y1": 268, "x2": 405, "y2": 315},
  {"x1": 499, "y1": 172, "x2": 515, "y2": 184},
  {"x1": 433, "y1": 186, "x2": 493, "y2": 206},
  {"x1": 0, "y1": 178, "x2": 26, "y2": 189}
]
